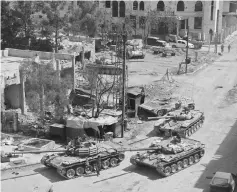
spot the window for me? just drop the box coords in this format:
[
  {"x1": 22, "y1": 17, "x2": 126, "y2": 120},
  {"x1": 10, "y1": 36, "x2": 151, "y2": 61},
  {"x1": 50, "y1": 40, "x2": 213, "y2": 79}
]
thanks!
[
  {"x1": 180, "y1": 20, "x2": 185, "y2": 29},
  {"x1": 139, "y1": 16, "x2": 145, "y2": 28},
  {"x1": 130, "y1": 15, "x2": 137, "y2": 29},
  {"x1": 177, "y1": 1, "x2": 185, "y2": 11},
  {"x1": 195, "y1": 1, "x2": 203, "y2": 11},
  {"x1": 105, "y1": 1, "x2": 111, "y2": 8},
  {"x1": 157, "y1": 1, "x2": 165, "y2": 11},
  {"x1": 194, "y1": 17, "x2": 202, "y2": 29},
  {"x1": 112, "y1": 1, "x2": 118, "y2": 17},
  {"x1": 140, "y1": 1, "x2": 144, "y2": 11},
  {"x1": 211, "y1": 1, "x2": 214, "y2": 20},
  {"x1": 133, "y1": 1, "x2": 138, "y2": 10},
  {"x1": 119, "y1": 1, "x2": 125, "y2": 17}
]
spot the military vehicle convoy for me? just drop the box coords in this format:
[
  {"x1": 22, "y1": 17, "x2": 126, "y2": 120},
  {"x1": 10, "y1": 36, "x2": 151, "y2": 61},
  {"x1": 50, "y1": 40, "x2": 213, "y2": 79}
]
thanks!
[
  {"x1": 154, "y1": 109, "x2": 204, "y2": 138},
  {"x1": 130, "y1": 137, "x2": 205, "y2": 177}
]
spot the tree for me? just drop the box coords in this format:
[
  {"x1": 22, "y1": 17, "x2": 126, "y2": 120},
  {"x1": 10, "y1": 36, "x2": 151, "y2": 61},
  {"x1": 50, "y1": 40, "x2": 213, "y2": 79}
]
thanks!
[
  {"x1": 1, "y1": 1, "x2": 23, "y2": 48},
  {"x1": 21, "y1": 59, "x2": 72, "y2": 121},
  {"x1": 67, "y1": 1, "x2": 103, "y2": 37},
  {"x1": 36, "y1": 1, "x2": 68, "y2": 53}
]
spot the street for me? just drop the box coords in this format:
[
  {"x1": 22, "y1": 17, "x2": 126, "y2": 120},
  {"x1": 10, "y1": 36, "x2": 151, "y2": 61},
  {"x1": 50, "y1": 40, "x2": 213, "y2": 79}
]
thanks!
[{"x1": 2, "y1": 38, "x2": 237, "y2": 192}]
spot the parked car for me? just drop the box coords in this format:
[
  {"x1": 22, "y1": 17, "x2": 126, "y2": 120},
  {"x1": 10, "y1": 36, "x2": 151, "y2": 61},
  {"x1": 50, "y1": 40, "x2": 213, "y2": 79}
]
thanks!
[
  {"x1": 210, "y1": 172, "x2": 236, "y2": 192},
  {"x1": 182, "y1": 36, "x2": 203, "y2": 49},
  {"x1": 147, "y1": 36, "x2": 167, "y2": 47},
  {"x1": 170, "y1": 40, "x2": 194, "y2": 49}
]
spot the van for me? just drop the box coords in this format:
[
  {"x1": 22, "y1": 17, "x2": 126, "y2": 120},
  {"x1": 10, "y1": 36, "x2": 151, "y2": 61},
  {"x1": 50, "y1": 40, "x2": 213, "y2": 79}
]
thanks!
[{"x1": 147, "y1": 36, "x2": 167, "y2": 47}]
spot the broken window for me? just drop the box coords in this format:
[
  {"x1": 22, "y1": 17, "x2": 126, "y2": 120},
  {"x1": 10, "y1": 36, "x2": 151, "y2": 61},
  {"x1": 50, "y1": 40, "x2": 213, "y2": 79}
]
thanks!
[
  {"x1": 140, "y1": 1, "x2": 144, "y2": 11},
  {"x1": 130, "y1": 15, "x2": 137, "y2": 29},
  {"x1": 139, "y1": 16, "x2": 145, "y2": 28},
  {"x1": 105, "y1": 1, "x2": 111, "y2": 8},
  {"x1": 119, "y1": 1, "x2": 125, "y2": 17},
  {"x1": 157, "y1": 1, "x2": 165, "y2": 11},
  {"x1": 211, "y1": 1, "x2": 214, "y2": 20},
  {"x1": 133, "y1": 1, "x2": 138, "y2": 10},
  {"x1": 194, "y1": 17, "x2": 202, "y2": 29},
  {"x1": 112, "y1": 1, "x2": 118, "y2": 17},
  {"x1": 180, "y1": 20, "x2": 185, "y2": 29},
  {"x1": 177, "y1": 1, "x2": 185, "y2": 11},
  {"x1": 195, "y1": 1, "x2": 203, "y2": 11}
]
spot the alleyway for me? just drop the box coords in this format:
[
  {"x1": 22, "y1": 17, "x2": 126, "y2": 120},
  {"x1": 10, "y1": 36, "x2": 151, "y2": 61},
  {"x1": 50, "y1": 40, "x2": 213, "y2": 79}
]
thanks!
[{"x1": 2, "y1": 40, "x2": 237, "y2": 192}]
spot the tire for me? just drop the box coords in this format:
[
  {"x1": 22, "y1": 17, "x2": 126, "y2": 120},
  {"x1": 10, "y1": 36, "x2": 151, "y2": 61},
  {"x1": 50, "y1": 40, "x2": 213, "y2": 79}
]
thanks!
[
  {"x1": 157, "y1": 109, "x2": 165, "y2": 116},
  {"x1": 177, "y1": 161, "x2": 183, "y2": 170},
  {"x1": 85, "y1": 165, "x2": 93, "y2": 174},
  {"x1": 75, "y1": 167, "x2": 84, "y2": 176},
  {"x1": 183, "y1": 159, "x2": 188, "y2": 168},
  {"x1": 163, "y1": 166, "x2": 172, "y2": 176},
  {"x1": 189, "y1": 156, "x2": 194, "y2": 165},
  {"x1": 110, "y1": 157, "x2": 118, "y2": 167},
  {"x1": 171, "y1": 164, "x2": 177, "y2": 173},
  {"x1": 118, "y1": 153, "x2": 125, "y2": 161},
  {"x1": 66, "y1": 168, "x2": 76, "y2": 179},
  {"x1": 194, "y1": 154, "x2": 200, "y2": 162},
  {"x1": 101, "y1": 160, "x2": 110, "y2": 169}
]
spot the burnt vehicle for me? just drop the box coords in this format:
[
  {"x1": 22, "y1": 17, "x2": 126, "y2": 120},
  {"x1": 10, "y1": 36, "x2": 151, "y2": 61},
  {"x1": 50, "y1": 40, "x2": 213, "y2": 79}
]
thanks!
[
  {"x1": 210, "y1": 172, "x2": 236, "y2": 192},
  {"x1": 138, "y1": 96, "x2": 183, "y2": 118},
  {"x1": 126, "y1": 45, "x2": 145, "y2": 59},
  {"x1": 130, "y1": 137, "x2": 205, "y2": 177},
  {"x1": 154, "y1": 109, "x2": 204, "y2": 137}
]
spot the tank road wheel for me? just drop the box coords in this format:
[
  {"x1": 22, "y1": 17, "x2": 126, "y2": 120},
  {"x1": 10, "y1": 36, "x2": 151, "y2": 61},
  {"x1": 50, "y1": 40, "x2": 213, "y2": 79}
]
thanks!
[
  {"x1": 194, "y1": 154, "x2": 200, "y2": 163},
  {"x1": 85, "y1": 165, "x2": 93, "y2": 174},
  {"x1": 101, "y1": 160, "x2": 110, "y2": 169},
  {"x1": 171, "y1": 164, "x2": 178, "y2": 173},
  {"x1": 189, "y1": 156, "x2": 194, "y2": 165},
  {"x1": 177, "y1": 161, "x2": 183, "y2": 171},
  {"x1": 190, "y1": 126, "x2": 194, "y2": 134},
  {"x1": 183, "y1": 159, "x2": 188, "y2": 168},
  {"x1": 110, "y1": 158, "x2": 118, "y2": 167},
  {"x1": 163, "y1": 166, "x2": 172, "y2": 176},
  {"x1": 157, "y1": 110, "x2": 165, "y2": 116},
  {"x1": 188, "y1": 129, "x2": 192, "y2": 136},
  {"x1": 118, "y1": 153, "x2": 125, "y2": 161},
  {"x1": 75, "y1": 167, "x2": 84, "y2": 176},
  {"x1": 184, "y1": 131, "x2": 188, "y2": 137},
  {"x1": 200, "y1": 150, "x2": 205, "y2": 157},
  {"x1": 66, "y1": 168, "x2": 76, "y2": 179}
]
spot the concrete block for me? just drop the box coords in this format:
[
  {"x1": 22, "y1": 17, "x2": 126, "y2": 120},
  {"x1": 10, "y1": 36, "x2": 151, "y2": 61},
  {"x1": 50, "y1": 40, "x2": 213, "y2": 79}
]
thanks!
[{"x1": 19, "y1": 138, "x2": 56, "y2": 151}]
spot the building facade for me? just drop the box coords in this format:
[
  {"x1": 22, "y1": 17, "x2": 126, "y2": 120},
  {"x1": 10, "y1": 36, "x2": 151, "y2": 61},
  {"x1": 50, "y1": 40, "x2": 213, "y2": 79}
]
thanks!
[{"x1": 98, "y1": 0, "x2": 237, "y2": 42}]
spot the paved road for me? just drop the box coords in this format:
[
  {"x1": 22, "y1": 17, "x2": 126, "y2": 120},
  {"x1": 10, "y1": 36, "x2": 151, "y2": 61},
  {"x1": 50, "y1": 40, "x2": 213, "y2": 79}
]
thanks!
[{"x1": 2, "y1": 40, "x2": 237, "y2": 192}]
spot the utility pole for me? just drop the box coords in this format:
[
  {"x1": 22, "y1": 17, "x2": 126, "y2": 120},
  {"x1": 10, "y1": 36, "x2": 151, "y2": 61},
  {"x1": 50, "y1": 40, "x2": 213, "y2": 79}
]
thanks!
[
  {"x1": 121, "y1": 24, "x2": 127, "y2": 138},
  {"x1": 214, "y1": 9, "x2": 220, "y2": 53},
  {"x1": 185, "y1": 19, "x2": 189, "y2": 73}
]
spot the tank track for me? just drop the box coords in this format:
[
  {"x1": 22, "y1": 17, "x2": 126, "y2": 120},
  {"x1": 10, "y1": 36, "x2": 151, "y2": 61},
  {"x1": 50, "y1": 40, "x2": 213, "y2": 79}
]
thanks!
[
  {"x1": 156, "y1": 148, "x2": 205, "y2": 177},
  {"x1": 130, "y1": 148, "x2": 204, "y2": 177},
  {"x1": 54, "y1": 153, "x2": 125, "y2": 180}
]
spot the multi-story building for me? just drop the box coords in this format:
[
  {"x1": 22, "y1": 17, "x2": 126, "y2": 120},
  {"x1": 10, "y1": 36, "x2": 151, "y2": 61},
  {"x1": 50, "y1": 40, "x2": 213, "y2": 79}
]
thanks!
[{"x1": 98, "y1": 0, "x2": 237, "y2": 42}]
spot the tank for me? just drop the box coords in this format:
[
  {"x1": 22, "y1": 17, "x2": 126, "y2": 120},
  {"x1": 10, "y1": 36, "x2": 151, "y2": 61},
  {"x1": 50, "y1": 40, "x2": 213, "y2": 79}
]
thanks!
[
  {"x1": 154, "y1": 109, "x2": 204, "y2": 138},
  {"x1": 127, "y1": 45, "x2": 145, "y2": 59},
  {"x1": 138, "y1": 96, "x2": 182, "y2": 117},
  {"x1": 38, "y1": 140, "x2": 127, "y2": 179},
  {"x1": 130, "y1": 137, "x2": 205, "y2": 177}
]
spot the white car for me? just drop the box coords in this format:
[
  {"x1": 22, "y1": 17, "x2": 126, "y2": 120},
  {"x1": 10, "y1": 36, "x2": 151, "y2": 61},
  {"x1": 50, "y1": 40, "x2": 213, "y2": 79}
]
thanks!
[{"x1": 171, "y1": 40, "x2": 194, "y2": 49}]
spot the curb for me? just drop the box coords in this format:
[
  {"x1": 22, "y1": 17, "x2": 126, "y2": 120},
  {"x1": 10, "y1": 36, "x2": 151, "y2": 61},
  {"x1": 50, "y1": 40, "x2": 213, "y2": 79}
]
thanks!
[{"x1": 1, "y1": 162, "x2": 41, "y2": 172}]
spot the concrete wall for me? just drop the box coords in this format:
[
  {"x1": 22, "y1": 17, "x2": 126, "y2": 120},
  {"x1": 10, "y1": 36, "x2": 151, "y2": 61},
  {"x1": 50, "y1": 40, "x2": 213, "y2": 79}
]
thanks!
[{"x1": 6, "y1": 48, "x2": 74, "y2": 61}]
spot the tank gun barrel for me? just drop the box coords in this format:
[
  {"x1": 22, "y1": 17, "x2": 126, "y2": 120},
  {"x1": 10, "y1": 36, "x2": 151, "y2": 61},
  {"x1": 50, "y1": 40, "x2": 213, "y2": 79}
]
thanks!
[
  {"x1": 147, "y1": 116, "x2": 174, "y2": 121},
  {"x1": 118, "y1": 147, "x2": 160, "y2": 152},
  {"x1": 3, "y1": 149, "x2": 67, "y2": 157}
]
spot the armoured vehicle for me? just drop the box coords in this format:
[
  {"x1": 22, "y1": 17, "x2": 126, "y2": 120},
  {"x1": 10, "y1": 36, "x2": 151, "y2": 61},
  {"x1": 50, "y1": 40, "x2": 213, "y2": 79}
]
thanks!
[
  {"x1": 154, "y1": 109, "x2": 204, "y2": 137},
  {"x1": 126, "y1": 45, "x2": 145, "y2": 59},
  {"x1": 130, "y1": 137, "x2": 205, "y2": 177},
  {"x1": 2, "y1": 140, "x2": 159, "y2": 179},
  {"x1": 138, "y1": 96, "x2": 194, "y2": 118}
]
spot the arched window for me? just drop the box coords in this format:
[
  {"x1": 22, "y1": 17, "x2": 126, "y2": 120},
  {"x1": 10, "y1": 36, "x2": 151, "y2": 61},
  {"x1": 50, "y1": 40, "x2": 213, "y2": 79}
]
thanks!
[
  {"x1": 133, "y1": 1, "x2": 138, "y2": 10},
  {"x1": 195, "y1": 1, "x2": 203, "y2": 11},
  {"x1": 112, "y1": 1, "x2": 118, "y2": 17},
  {"x1": 210, "y1": 1, "x2": 214, "y2": 20},
  {"x1": 119, "y1": 1, "x2": 125, "y2": 17},
  {"x1": 177, "y1": 1, "x2": 185, "y2": 11},
  {"x1": 140, "y1": 1, "x2": 144, "y2": 11},
  {"x1": 105, "y1": 1, "x2": 111, "y2": 8},
  {"x1": 157, "y1": 1, "x2": 165, "y2": 11}
]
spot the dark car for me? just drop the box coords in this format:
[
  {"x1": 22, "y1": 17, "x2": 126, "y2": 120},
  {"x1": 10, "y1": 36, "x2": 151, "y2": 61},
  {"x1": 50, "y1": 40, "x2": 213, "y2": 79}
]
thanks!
[
  {"x1": 147, "y1": 36, "x2": 167, "y2": 47},
  {"x1": 210, "y1": 172, "x2": 236, "y2": 192}
]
